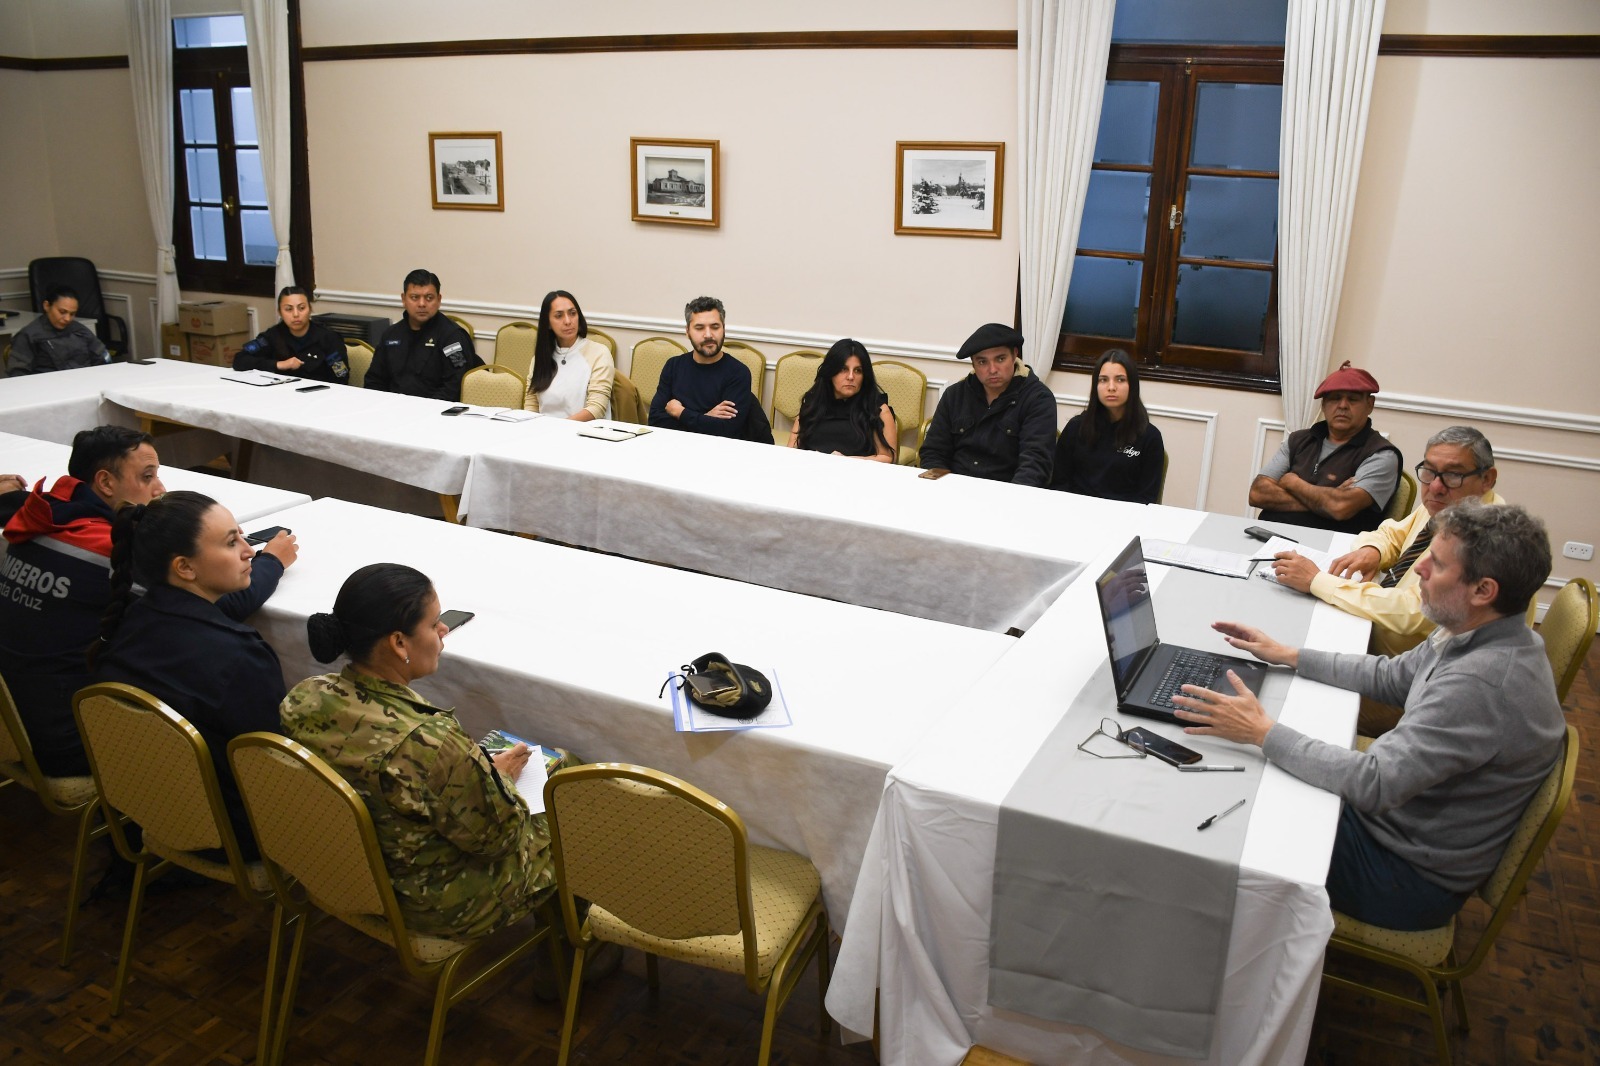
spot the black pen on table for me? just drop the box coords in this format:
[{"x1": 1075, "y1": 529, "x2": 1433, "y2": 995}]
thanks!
[{"x1": 1197, "y1": 799, "x2": 1246, "y2": 832}]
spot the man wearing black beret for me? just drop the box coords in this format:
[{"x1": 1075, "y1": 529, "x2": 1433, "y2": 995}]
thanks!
[{"x1": 918, "y1": 323, "x2": 1058, "y2": 487}]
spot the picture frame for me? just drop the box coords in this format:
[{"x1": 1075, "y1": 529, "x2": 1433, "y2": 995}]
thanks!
[
  {"x1": 430, "y1": 132, "x2": 504, "y2": 211},
  {"x1": 631, "y1": 137, "x2": 720, "y2": 227},
  {"x1": 895, "y1": 141, "x2": 1004, "y2": 238}
]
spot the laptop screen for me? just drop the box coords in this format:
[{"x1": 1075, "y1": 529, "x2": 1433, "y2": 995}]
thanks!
[{"x1": 1095, "y1": 537, "x2": 1160, "y2": 692}]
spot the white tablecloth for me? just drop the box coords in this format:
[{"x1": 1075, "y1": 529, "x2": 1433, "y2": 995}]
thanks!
[
  {"x1": 460, "y1": 421, "x2": 1161, "y2": 631},
  {"x1": 0, "y1": 359, "x2": 216, "y2": 443},
  {"x1": 827, "y1": 520, "x2": 1372, "y2": 1065},
  {"x1": 0, "y1": 430, "x2": 310, "y2": 524},
  {"x1": 241, "y1": 497, "x2": 1017, "y2": 922}
]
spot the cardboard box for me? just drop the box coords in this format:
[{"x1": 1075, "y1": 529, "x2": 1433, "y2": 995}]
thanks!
[
  {"x1": 178, "y1": 300, "x2": 249, "y2": 336},
  {"x1": 186, "y1": 330, "x2": 249, "y2": 367},
  {"x1": 160, "y1": 323, "x2": 190, "y2": 361}
]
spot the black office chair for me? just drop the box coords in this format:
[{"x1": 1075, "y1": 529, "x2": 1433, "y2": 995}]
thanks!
[{"x1": 28, "y1": 257, "x2": 130, "y2": 361}]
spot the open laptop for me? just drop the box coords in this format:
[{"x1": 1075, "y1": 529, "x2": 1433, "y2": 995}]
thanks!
[{"x1": 1094, "y1": 536, "x2": 1269, "y2": 723}]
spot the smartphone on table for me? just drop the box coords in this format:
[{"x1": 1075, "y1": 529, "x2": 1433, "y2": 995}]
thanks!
[{"x1": 1123, "y1": 727, "x2": 1203, "y2": 767}]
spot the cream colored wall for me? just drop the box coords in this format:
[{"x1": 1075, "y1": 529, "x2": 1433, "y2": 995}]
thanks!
[
  {"x1": 1383, "y1": 0, "x2": 1600, "y2": 34},
  {"x1": 0, "y1": 70, "x2": 59, "y2": 286}
]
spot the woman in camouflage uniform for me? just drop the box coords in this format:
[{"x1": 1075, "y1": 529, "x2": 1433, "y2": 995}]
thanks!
[{"x1": 280, "y1": 563, "x2": 560, "y2": 940}]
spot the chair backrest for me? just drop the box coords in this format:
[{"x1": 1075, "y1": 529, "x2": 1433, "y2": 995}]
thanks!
[
  {"x1": 1463, "y1": 725, "x2": 1577, "y2": 973},
  {"x1": 873, "y1": 360, "x2": 928, "y2": 465},
  {"x1": 445, "y1": 314, "x2": 474, "y2": 340},
  {"x1": 610, "y1": 371, "x2": 649, "y2": 425},
  {"x1": 460, "y1": 364, "x2": 527, "y2": 408},
  {"x1": 229, "y1": 732, "x2": 396, "y2": 924},
  {"x1": 769, "y1": 352, "x2": 824, "y2": 437},
  {"x1": 494, "y1": 321, "x2": 537, "y2": 380},
  {"x1": 545, "y1": 764, "x2": 754, "y2": 951},
  {"x1": 1542, "y1": 578, "x2": 1598, "y2": 704},
  {"x1": 722, "y1": 341, "x2": 767, "y2": 402},
  {"x1": 29, "y1": 256, "x2": 108, "y2": 319},
  {"x1": 0, "y1": 669, "x2": 43, "y2": 790},
  {"x1": 72, "y1": 683, "x2": 249, "y2": 870},
  {"x1": 628, "y1": 336, "x2": 688, "y2": 408},
  {"x1": 344, "y1": 339, "x2": 374, "y2": 388},
  {"x1": 586, "y1": 327, "x2": 618, "y2": 359},
  {"x1": 1385, "y1": 469, "x2": 1419, "y2": 524}
]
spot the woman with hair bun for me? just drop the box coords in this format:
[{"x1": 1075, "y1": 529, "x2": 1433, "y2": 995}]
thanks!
[
  {"x1": 787, "y1": 338, "x2": 897, "y2": 462},
  {"x1": 92, "y1": 490, "x2": 300, "y2": 857},
  {"x1": 280, "y1": 563, "x2": 568, "y2": 940}
]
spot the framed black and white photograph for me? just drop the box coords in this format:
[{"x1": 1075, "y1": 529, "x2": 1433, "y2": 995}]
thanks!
[
  {"x1": 430, "y1": 132, "x2": 503, "y2": 211},
  {"x1": 631, "y1": 137, "x2": 720, "y2": 227},
  {"x1": 895, "y1": 141, "x2": 1004, "y2": 238}
]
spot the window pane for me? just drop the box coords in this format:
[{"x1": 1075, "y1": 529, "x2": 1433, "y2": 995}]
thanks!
[
  {"x1": 1112, "y1": 0, "x2": 1287, "y2": 45},
  {"x1": 1064, "y1": 256, "x2": 1142, "y2": 339},
  {"x1": 1078, "y1": 171, "x2": 1151, "y2": 254},
  {"x1": 186, "y1": 148, "x2": 222, "y2": 203},
  {"x1": 232, "y1": 88, "x2": 258, "y2": 145},
  {"x1": 190, "y1": 206, "x2": 227, "y2": 260},
  {"x1": 237, "y1": 149, "x2": 268, "y2": 206},
  {"x1": 174, "y1": 15, "x2": 247, "y2": 49},
  {"x1": 241, "y1": 210, "x2": 277, "y2": 266},
  {"x1": 1180, "y1": 176, "x2": 1277, "y2": 262},
  {"x1": 179, "y1": 88, "x2": 215, "y2": 145},
  {"x1": 1094, "y1": 82, "x2": 1160, "y2": 165},
  {"x1": 1171, "y1": 265, "x2": 1272, "y2": 350},
  {"x1": 1191, "y1": 83, "x2": 1283, "y2": 171}
]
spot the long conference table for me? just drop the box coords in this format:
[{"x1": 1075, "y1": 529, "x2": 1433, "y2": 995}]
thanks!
[{"x1": 1, "y1": 359, "x2": 1368, "y2": 1064}]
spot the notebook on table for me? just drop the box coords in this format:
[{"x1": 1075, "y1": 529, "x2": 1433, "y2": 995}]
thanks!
[{"x1": 1094, "y1": 536, "x2": 1268, "y2": 723}]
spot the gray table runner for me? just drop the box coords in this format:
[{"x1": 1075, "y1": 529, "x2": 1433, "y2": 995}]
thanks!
[{"x1": 988, "y1": 516, "x2": 1332, "y2": 1058}]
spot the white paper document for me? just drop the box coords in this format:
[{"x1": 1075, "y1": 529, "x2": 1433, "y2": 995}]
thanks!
[
  {"x1": 666, "y1": 669, "x2": 792, "y2": 732},
  {"x1": 1140, "y1": 538, "x2": 1254, "y2": 579},
  {"x1": 1251, "y1": 537, "x2": 1352, "y2": 584},
  {"x1": 479, "y1": 730, "x2": 555, "y2": 812},
  {"x1": 222, "y1": 370, "x2": 297, "y2": 387},
  {"x1": 578, "y1": 421, "x2": 652, "y2": 442},
  {"x1": 458, "y1": 405, "x2": 539, "y2": 422}
]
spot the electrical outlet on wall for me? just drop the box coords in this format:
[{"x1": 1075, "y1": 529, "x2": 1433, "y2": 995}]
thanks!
[{"x1": 1563, "y1": 541, "x2": 1594, "y2": 561}]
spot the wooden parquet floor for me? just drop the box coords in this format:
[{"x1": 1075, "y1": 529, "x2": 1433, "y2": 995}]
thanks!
[{"x1": 3, "y1": 636, "x2": 1596, "y2": 1065}]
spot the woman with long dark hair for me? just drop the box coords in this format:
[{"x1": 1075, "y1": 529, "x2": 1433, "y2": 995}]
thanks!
[
  {"x1": 281, "y1": 563, "x2": 568, "y2": 939},
  {"x1": 91, "y1": 490, "x2": 298, "y2": 855},
  {"x1": 787, "y1": 338, "x2": 897, "y2": 462},
  {"x1": 521, "y1": 290, "x2": 614, "y2": 420},
  {"x1": 1049, "y1": 349, "x2": 1165, "y2": 503}
]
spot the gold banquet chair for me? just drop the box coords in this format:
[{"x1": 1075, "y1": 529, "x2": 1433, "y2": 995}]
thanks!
[
  {"x1": 723, "y1": 340, "x2": 768, "y2": 403},
  {"x1": 460, "y1": 363, "x2": 527, "y2": 408},
  {"x1": 1321, "y1": 724, "x2": 1578, "y2": 1066},
  {"x1": 874, "y1": 359, "x2": 928, "y2": 465},
  {"x1": 586, "y1": 326, "x2": 618, "y2": 360},
  {"x1": 768, "y1": 350, "x2": 824, "y2": 443},
  {"x1": 71, "y1": 683, "x2": 277, "y2": 1018},
  {"x1": 1385, "y1": 468, "x2": 1419, "y2": 524},
  {"x1": 1541, "y1": 577, "x2": 1597, "y2": 705},
  {"x1": 492, "y1": 319, "x2": 536, "y2": 379},
  {"x1": 628, "y1": 336, "x2": 688, "y2": 409},
  {"x1": 610, "y1": 370, "x2": 649, "y2": 425},
  {"x1": 0, "y1": 670, "x2": 109, "y2": 963},
  {"x1": 229, "y1": 732, "x2": 567, "y2": 1066},
  {"x1": 544, "y1": 763, "x2": 830, "y2": 1066},
  {"x1": 445, "y1": 313, "x2": 475, "y2": 339},
  {"x1": 344, "y1": 338, "x2": 374, "y2": 388}
]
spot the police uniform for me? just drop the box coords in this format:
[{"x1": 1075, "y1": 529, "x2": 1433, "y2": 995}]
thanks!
[
  {"x1": 232, "y1": 321, "x2": 349, "y2": 384},
  {"x1": 365, "y1": 314, "x2": 482, "y2": 401},
  {"x1": 6, "y1": 316, "x2": 108, "y2": 376},
  {"x1": 279, "y1": 666, "x2": 562, "y2": 940}
]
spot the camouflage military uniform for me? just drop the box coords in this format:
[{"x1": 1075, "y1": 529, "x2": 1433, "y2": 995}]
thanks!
[{"x1": 279, "y1": 666, "x2": 559, "y2": 940}]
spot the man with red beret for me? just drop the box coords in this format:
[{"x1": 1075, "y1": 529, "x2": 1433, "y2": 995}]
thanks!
[{"x1": 1250, "y1": 361, "x2": 1401, "y2": 535}]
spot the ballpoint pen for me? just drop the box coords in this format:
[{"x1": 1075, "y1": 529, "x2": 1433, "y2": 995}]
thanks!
[
  {"x1": 1197, "y1": 799, "x2": 1246, "y2": 831},
  {"x1": 1178, "y1": 764, "x2": 1246, "y2": 772}
]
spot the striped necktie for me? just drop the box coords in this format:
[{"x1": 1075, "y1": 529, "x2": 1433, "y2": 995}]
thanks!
[{"x1": 1383, "y1": 523, "x2": 1434, "y2": 587}]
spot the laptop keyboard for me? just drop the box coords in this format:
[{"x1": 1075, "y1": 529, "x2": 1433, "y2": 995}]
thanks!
[{"x1": 1149, "y1": 650, "x2": 1221, "y2": 709}]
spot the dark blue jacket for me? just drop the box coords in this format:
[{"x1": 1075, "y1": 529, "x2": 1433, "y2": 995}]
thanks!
[
  {"x1": 919, "y1": 367, "x2": 1058, "y2": 487},
  {"x1": 648, "y1": 353, "x2": 764, "y2": 439},
  {"x1": 233, "y1": 321, "x2": 349, "y2": 384},
  {"x1": 366, "y1": 314, "x2": 481, "y2": 401},
  {"x1": 92, "y1": 558, "x2": 286, "y2": 857}
]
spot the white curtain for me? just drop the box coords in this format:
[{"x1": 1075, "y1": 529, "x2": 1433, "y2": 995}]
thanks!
[
  {"x1": 1016, "y1": 0, "x2": 1116, "y2": 372},
  {"x1": 242, "y1": 0, "x2": 295, "y2": 293},
  {"x1": 1277, "y1": 0, "x2": 1387, "y2": 431},
  {"x1": 127, "y1": 0, "x2": 178, "y2": 324}
]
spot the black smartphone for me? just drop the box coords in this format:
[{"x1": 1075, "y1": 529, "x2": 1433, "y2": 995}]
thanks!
[
  {"x1": 1244, "y1": 525, "x2": 1295, "y2": 543},
  {"x1": 1124, "y1": 727, "x2": 1203, "y2": 767},
  {"x1": 441, "y1": 405, "x2": 469, "y2": 416},
  {"x1": 438, "y1": 609, "x2": 475, "y2": 631},
  {"x1": 296, "y1": 384, "x2": 330, "y2": 393},
  {"x1": 245, "y1": 525, "x2": 290, "y2": 545}
]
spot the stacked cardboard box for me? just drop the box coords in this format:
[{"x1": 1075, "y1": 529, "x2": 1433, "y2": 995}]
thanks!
[{"x1": 177, "y1": 301, "x2": 250, "y2": 366}]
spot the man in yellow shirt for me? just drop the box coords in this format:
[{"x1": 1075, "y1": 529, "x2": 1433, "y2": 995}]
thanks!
[{"x1": 1271, "y1": 425, "x2": 1507, "y2": 657}]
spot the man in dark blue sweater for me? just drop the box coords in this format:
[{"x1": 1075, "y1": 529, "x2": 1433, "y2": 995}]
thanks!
[{"x1": 648, "y1": 295, "x2": 769, "y2": 442}]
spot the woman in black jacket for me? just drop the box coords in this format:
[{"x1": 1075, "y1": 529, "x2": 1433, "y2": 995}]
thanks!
[
  {"x1": 232, "y1": 286, "x2": 349, "y2": 383},
  {"x1": 1050, "y1": 349, "x2": 1165, "y2": 504},
  {"x1": 787, "y1": 338, "x2": 897, "y2": 462}
]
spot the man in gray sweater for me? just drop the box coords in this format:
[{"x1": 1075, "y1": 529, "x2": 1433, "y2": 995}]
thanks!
[{"x1": 1172, "y1": 501, "x2": 1563, "y2": 930}]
